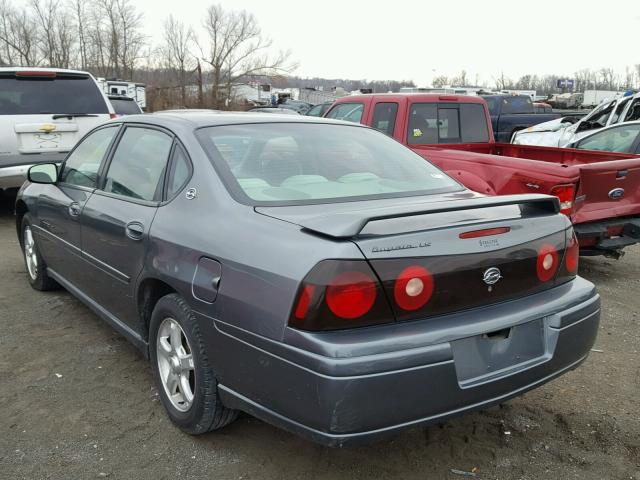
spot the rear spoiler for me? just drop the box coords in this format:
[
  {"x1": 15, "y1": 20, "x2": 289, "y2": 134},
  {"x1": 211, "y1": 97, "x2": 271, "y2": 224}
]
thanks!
[{"x1": 298, "y1": 194, "x2": 560, "y2": 238}]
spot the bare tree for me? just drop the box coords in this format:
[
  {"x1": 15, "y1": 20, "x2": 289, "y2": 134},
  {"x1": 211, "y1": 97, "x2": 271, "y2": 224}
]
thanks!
[
  {"x1": 0, "y1": 0, "x2": 41, "y2": 65},
  {"x1": 431, "y1": 75, "x2": 449, "y2": 88},
  {"x1": 161, "y1": 15, "x2": 195, "y2": 106},
  {"x1": 30, "y1": 0, "x2": 74, "y2": 68},
  {"x1": 202, "y1": 4, "x2": 294, "y2": 108}
]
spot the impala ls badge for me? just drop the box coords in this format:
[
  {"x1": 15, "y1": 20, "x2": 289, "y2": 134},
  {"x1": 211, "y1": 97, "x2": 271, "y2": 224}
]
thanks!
[
  {"x1": 483, "y1": 267, "x2": 502, "y2": 291},
  {"x1": 608, "y1": 188, "x2": 625, "y2": 200}
]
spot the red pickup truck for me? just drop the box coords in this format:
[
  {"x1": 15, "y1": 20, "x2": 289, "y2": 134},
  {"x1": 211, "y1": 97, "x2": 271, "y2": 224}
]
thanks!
[{"x1": 325, "y1": 94, "x2": 640, "y2": 258}]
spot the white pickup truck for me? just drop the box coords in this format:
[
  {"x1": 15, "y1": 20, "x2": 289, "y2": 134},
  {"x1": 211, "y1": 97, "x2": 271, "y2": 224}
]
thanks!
[
  {"x1": 512, "y1": 92, "x2": 640, "y2": 147},
  {"x1": 0, "y1": 67, "x2": 115, "y2": 193}
]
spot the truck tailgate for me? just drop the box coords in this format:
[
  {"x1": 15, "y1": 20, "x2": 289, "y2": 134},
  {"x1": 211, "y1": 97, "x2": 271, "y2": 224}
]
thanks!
[{"x1": 572, "y1": 157, "x2": 640, "y2": 224}]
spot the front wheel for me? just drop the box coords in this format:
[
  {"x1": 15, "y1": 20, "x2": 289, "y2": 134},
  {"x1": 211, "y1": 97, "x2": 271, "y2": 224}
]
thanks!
[
  {"x1": 21, "y1": 214, "x2": 59, "y2": 291},
  {"x1": 149, "y1": 293, "x2": 237, "y2": 434}
]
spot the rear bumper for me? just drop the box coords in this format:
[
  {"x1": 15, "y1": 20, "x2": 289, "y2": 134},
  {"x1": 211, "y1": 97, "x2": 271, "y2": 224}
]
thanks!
[
  {"x1": 200, "y1": 277, "x2": 600, "y2": 446},
  {"x1": 575, "y1": 217, "x2": 640, "y2": 256},
  {"x1": 0, "y1": 153, "x2": 66, "y2": 189}
]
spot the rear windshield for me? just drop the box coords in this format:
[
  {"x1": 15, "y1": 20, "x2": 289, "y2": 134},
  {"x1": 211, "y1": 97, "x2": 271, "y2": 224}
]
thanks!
[
  {"x1": 0, "y1": 74, "x2": 109, "y2": 115},
  {"x1": 110, "y1": 98, "x2": 142, "y2": 115},
  {"x1": 500, "y1": 96, "x2": 534, "y2": 114},
  {"x1": 197, "y1": 123, "x2": 462, "y2": 205},
  {"x1": 408, "y1": 103, "x2": 490, "y2": 144}
]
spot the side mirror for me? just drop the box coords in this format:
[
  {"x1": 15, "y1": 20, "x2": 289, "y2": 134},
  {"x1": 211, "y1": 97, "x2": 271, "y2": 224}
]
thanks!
[{"x1": 28, "y1": 163, "x2": 58, "y2": 184}]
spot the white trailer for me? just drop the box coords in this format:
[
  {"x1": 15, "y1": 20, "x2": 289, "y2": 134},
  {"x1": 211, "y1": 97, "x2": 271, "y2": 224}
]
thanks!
[
  {"x1": 582, "y1": 90, "x2": 622, "y2": 108},
  {"x1": 96, "y1": 78, "x2": 146, "y2": 110}
]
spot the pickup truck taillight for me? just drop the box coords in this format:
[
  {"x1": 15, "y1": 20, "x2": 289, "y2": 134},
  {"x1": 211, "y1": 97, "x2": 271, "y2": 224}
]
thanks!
[{"x1": 550, "y1": 184, "x2": 576, "y2": 216}]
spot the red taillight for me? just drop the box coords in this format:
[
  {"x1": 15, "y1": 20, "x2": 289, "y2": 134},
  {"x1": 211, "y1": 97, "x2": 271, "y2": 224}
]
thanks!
[
  {"x1": 459, "y1": 227, "x2": 511, "y2": 239},
  {"x1": 289, "y1": 260, "x2": 394, "y2": 331},
  {"x1": 537, "y1": 244, "x2": 559, "y2": 282},
  {"x1": 15, "y1": 70, "x2": 56, "y2": 78},
  {"x1": 565, "y1": 232, "x2": 579, "y2": 273},
  {"x1": 294, "y1": 285, "x2": 315, "y2": 320},
  {"x1": 325, "y1": 271, "x2": 377, "y2": 319},
  {"x1": 393, "y1": 266, "x2": 434, "y2": 311},
  {"x1": 110, "y1": 113, "x2": 118, "y2": 119},
  {"x1": 550, "y1": 184, "x2": 576, "y2": 216}
]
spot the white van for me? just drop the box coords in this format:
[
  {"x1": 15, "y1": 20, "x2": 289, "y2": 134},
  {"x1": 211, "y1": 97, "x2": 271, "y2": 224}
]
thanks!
[{"x1": 0, "y1": 67, "x2": 115, "y2": 192}]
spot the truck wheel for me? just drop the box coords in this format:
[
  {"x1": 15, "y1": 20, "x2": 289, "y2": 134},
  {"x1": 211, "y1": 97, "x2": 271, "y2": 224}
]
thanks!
[
  {"x1": 20, "y1": 214, "x2": 59, "y2": 291},
  {"x1": 149, "y1": 293, "x2": 237, "y2": 434}
]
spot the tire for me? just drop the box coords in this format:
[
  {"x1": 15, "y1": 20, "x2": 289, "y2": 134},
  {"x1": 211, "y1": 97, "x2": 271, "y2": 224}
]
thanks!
[
  {"x1": 20, "y1": 214, "x2": 59, "y2": 291},
  {"x1": 149, "y1": 293, "x2": 237, "y2": 434}
]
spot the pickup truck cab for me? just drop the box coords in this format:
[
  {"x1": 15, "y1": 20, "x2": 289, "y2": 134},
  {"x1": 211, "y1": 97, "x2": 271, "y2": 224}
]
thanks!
[
  {"x1": 325, "y1": 93, "x2": 640, "y2": 257},
  {"x1": 480, "y1": 95, "x2": 560, "y2": 142},
  {"x1": 0, "y1": 67, "x2": 115, "y2": 193}
]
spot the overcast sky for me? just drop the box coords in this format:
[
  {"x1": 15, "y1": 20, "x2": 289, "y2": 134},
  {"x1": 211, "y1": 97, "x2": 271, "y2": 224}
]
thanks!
[{"x1": 31, "y1": 0, "x2": 640, "y2": 85}]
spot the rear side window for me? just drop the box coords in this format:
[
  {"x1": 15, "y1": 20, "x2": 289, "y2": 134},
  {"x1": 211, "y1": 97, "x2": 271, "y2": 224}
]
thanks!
[
  {"x1": 326, "y1": 103, "x2": 364, "y2": 123},
  {"x1": 103, "y1": 127, "x2": 173, "y2": 201},
  {"x1": 409, "y1": 103, "x2": 490, "y2": 145},
  {"x1": 166, "y1": 144, "x2": 192, "y2": 198},
  {"x1": 371, "y1": 103, "x2": 398, "y2": 136},
  {"x1": 0, "y1": 74, "x2": 109, "y2": 115},
  {"x1": 59, "y1": 126, "x2": 119, "y2": 188}
]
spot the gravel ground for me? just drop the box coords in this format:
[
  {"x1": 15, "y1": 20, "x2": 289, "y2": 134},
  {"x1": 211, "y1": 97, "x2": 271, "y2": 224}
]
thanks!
[{"x1": 0, "y1": 191, "x2": 638, "y2": 480}]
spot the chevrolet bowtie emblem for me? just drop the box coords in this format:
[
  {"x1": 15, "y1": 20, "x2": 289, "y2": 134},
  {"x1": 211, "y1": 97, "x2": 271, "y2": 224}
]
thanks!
[{"x1": 39, "y1": 124, "x2": 57, "y2": 133}]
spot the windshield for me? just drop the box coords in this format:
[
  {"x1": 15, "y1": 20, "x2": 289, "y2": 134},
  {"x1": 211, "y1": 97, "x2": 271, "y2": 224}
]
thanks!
[
  {"x1": 197, "y1": 123, "x2": 462, "y2": 205},
  {"x1": 0, "y1": 74, "x2": 109, "y2": 115}
]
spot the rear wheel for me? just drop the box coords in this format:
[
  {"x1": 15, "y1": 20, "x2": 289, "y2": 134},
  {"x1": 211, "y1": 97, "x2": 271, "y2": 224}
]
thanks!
[
  {"x1": 149, "y1": 293, "x2": 237, "y2": 434},
  {"x1": 21, "y1": 214, "x2": 59, "y2": 291}
]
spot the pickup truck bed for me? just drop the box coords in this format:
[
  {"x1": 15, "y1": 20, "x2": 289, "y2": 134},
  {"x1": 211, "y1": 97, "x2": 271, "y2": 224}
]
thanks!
[{"x1": 325, "y1": 93, "x2": 640, "y2": 257}]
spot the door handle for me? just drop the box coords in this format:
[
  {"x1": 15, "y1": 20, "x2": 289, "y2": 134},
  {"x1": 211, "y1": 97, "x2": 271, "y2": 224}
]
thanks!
[
  {"x1": 68, "y1": 202, "x2": 81, "y2": 217},
  {"x1": 125, "y1": 221, "x2": 145, "y2": 241}
]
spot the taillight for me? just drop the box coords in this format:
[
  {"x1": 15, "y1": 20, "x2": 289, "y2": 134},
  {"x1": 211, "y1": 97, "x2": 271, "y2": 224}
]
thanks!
[
  {"x1": 289, "y1": 260, "x2": 393, "y2": 331},
  {"x1": 325, "y1": 271, "x2": 377, "y2": 319},
  {"x1": 565, "y1": 231, "x2": 579, "y2": 274},
  {"x1": 536, "y1": 244, "x2": 559, "y2": 282},
  {"x1": 110, "y1": 113, "x2": 118, "y2": 119},
  {"x1": 393, "y1": 266, "x2": 434, "y2": 311},
  {"x1": 550, "y1": 184, "x2": 576, "y2": 216}
]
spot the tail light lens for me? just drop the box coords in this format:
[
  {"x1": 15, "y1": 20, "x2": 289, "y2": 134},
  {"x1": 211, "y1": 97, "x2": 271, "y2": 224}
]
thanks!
[
  {"x1": 565, "y1": 231, "x2": 579, "y2": 273},
  {"x1": 536, "y1": 244, "x2": 560, "y2": 282},
  {"x1": 289, "y1": 260, "x2": 393, "y2": 331},
  {"x1": 550, "y1": 184, "x2": 576, "y2": 216},
  {"x1": 325, "y1": 271, "x2": 377, "y2": 319},
  {"x1": 393, "y1": 266, "x2": 434, "y2": 311}
]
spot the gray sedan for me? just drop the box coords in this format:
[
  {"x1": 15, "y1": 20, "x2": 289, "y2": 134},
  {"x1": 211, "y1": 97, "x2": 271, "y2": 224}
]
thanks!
[{"x1": 16, "y1": 113, "x2": 600, "y2": 446}]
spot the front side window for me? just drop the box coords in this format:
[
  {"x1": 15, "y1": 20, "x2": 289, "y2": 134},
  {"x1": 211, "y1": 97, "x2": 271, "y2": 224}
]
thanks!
[
  {"x1": 306, "y1": 104, "x2": 323, "y2": 117},
  {"x1": 197, "y1": 123, "x2": 461, "y2": 205},
  {"x1": 371, "y1": 102, "x2": 398, "y2": 136},
  {"x1": 59, "y1": 126, "x2": 119, "y2": 188},
  {"x1": 576, "y1": 124, "x2": 640, "y2": 153},
  {"x1": 103, "y1": 127, "x2": 173, "y2": 201},
  {"x1": 326, "y1": 103, "x2": 364, "y2": 123}
]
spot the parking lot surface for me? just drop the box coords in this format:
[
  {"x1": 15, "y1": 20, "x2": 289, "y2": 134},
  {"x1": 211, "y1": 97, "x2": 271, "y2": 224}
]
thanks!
[{"x1": 0, "y1": 192, "x2": 638, "y2": 480}]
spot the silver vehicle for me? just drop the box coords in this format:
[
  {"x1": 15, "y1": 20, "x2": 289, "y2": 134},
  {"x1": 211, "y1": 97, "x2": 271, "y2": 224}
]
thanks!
[
  {"x1": 513, "y1": 93, "x2": 640, "y2": 147},
  {"x1": 0, "y1": 67, "x2": 115, "y2": 193}
]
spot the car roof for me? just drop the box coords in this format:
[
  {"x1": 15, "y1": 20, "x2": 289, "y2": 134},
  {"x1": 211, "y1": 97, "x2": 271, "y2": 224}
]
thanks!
[
  {"x1": 335, "y1": 93, "x2": 486, "y2": 104},
  {"x1": 118, "y1": 112, "x2": 362, "y2": 129},
  {"x1": 0, "y1": 66, "x2": 93, "y2": 75}
]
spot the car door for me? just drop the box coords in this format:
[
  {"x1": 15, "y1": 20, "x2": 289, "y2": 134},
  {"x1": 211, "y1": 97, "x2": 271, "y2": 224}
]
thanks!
[
  {"x1": 79, "y1": 125, "x2": 174, "y2": 329},
  {"x1": 33, "y1": 125, "x2": 120, "y2": 285}
]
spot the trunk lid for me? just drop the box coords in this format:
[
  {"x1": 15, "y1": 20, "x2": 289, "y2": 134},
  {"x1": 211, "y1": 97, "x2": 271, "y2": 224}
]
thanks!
[{"x1": 259, "y1": 193, "x2": 573, "y2": 322}]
